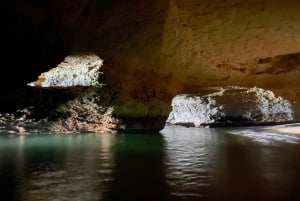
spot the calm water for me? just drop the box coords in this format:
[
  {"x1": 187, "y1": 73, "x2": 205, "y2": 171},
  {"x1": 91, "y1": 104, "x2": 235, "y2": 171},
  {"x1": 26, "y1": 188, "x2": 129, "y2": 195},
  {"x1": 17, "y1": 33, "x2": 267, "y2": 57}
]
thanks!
[{"x1": 0, "y1": 125, "x2": 300, "y2": 201}]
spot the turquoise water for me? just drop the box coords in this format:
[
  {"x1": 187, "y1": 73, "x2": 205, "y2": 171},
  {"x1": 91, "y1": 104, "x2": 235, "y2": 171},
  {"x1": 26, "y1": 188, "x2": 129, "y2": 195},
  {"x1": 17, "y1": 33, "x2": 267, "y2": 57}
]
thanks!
[{"x1": 0, "y1": 125, "x2": 300, "y2": 201}]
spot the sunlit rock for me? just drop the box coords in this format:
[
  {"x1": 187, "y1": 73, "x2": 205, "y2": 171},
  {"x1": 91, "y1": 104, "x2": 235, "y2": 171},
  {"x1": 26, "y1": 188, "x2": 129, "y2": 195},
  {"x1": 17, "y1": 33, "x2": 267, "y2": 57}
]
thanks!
[
  {"x1": 166, "y1": 94, "x2": 225, "y2": 127},
  {"x1": 167, "y1": 87, "x2": 294, "y2": 127},
  {"x1": 28, "y1": 52, "x2": 103, "y2": 87},
  {"x1": 243, "y1": 87, "x2": 293, "y2": 122},
  {"x1": 49, "y1": 89, "x2": 118, "y2": 134},
  {"x1": 0, "y1": 88, "x2": 118, "y2": 134}
]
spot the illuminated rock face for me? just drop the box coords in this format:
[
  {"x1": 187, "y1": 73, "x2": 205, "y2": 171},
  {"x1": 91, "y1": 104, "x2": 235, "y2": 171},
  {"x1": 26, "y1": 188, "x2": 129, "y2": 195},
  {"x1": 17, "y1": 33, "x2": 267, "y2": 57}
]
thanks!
[
  {"x1": 167, "y1": 87, "x2": 294, "y2": 127},
  {"x1": 167, "y1": 94, "x2": 225, "y2": 127},
  {"x1": 0, "y1": 87, "x2": 119, "y2": 134},
  {"x1": 28, "y1": 52, "x2": 103, "y2": 87}
]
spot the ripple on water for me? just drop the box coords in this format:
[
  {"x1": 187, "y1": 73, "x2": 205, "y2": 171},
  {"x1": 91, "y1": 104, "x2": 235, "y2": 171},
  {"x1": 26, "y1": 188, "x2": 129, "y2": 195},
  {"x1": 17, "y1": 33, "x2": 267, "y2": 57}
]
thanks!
[
  {"x1": 228, "y1": 125, "x2": 300, "y2": 144},
  {"x1": 1, "y1": 127, "x2": 300, "y2": 201},
  {"x1": 160, "y1": 126, "x2": 219, "y2": 200}
]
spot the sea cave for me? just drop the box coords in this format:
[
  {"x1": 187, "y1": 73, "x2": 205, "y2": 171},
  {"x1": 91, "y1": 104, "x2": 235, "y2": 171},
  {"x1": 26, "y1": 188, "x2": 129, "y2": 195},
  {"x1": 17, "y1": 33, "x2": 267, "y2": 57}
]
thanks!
[{"x1": 2, "y1": 0, "x2": 300, "y2": 201}]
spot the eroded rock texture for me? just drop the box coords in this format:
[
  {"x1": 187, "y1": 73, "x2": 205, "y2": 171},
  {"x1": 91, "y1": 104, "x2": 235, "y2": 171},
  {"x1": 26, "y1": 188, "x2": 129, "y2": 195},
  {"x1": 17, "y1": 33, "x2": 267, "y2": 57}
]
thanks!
[
  {"x1": 8, "y1": 0, "x2": 300, "y2": 132},
  {"x1": 28, "y1": 52, "x2": 103, "y2": 87},
  {"x1": 0, "y1": 87, "x2": 118, "y2": 134},
  {"x1": 167, "y1": 87, "x2": 294, "y2": 127}
]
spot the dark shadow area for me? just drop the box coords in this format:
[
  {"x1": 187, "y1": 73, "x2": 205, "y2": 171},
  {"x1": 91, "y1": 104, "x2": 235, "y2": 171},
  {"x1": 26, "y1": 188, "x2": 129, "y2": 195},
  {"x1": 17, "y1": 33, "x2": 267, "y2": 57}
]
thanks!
[
  {"x1": 5, "y1": 0, "x2": 68, "y2": 112},
  {"x1": 10, "y1": 0, "x2": 67, "y2": 86}
]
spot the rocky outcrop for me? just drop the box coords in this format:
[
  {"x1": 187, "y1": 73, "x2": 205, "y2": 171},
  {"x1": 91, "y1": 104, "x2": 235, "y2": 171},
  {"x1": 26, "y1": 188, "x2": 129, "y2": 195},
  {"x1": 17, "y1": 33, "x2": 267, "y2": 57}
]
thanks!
[
  {"x1": 49, "y1": 89, "x2": 118, "y2": 134},
  {"x1": 166, "y1": 94, "x2": 225, "y2": 127},
  {"x1": 167, "y1": 87, "x2": 294, "y2": 127},
  {"x1": 28, "y1": 52, "x2": 103, "y2": 87},
  {"x1": 0, "y1": 87, "x2": 118, "y2": 134}
]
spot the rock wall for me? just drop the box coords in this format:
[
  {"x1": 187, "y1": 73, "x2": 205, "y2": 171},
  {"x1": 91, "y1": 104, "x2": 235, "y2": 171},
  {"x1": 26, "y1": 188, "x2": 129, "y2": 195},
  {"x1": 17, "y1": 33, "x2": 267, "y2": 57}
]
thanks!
[{"x1": 8, "y1": 0, "x2": 300, "y2": 132}]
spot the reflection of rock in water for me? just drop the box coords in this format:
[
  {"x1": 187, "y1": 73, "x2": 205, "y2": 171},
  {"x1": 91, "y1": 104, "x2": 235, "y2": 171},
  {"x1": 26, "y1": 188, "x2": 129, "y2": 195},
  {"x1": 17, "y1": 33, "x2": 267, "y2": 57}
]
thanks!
[
  {"x1": 160, "y1": 125, "x2": 219, "y2": 200},
  {"x1": 167, "y1": 86, "x2": 294, "y2": 127},
  {"x1": 0, "y1": 135, "x2": 116, "y2": 201}
]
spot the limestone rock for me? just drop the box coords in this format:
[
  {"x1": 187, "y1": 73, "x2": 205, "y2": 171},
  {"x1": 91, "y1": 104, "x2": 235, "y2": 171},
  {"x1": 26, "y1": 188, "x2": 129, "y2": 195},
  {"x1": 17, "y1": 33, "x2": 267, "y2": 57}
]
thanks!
[
  {"x1": 242, "y1": 87, "x2": 293, "y2": 122},
  {"x1": 166, "y1": 94, "x2": 225, "y2": 127},
  {"x1": 0, "y1": 87, "x2": 118, "y2": 134},
  {"x1": 49, "y1": 90, "x2": 118, "y2": 134},
  {"x1": 28, "y1": 52, "x2": 103, "y2": 87},
  {"x1": 167, "y1": 87, "x2": 294, "y2": 127}
]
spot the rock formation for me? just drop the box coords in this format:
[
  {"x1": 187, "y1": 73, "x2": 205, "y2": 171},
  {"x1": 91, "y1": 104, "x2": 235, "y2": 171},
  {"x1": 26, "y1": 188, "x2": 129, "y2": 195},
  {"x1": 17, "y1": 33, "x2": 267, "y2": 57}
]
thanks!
[
  {"x1": 28, "y1": 52, "x2": 103, "y2": 87},
  {"x1": 0, "y1": 52, "x2": 116, "y2": 134},
  {"x1": 167, "y1": 93, "x2": 224, "y2": 127},
  {"x1": 0, "y1": 87, "x2": 119, "y2": 134},
  {"x1": 6, "y1": 0, "x2": 300, "y2": 133},
  {"x1": 167, "y1": 87, "x2": 294, "y2": 127}
]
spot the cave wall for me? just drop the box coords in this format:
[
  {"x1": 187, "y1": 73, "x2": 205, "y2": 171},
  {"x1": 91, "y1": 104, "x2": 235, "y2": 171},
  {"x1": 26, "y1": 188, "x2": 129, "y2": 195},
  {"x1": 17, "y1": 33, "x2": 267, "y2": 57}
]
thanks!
[
  {"x1": 158, "y1": 0, "x2": 300, "y2": 119},
  {"x1": 11, "y1": 0, "x2": 300, "y2": 121}
]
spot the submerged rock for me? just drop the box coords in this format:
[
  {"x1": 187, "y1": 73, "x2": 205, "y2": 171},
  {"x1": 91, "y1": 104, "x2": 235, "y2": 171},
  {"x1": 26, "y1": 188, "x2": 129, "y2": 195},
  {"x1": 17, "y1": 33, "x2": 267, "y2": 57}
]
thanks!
[{"x1": 167, "y1": 87, "x2": 294, "y2": 127}]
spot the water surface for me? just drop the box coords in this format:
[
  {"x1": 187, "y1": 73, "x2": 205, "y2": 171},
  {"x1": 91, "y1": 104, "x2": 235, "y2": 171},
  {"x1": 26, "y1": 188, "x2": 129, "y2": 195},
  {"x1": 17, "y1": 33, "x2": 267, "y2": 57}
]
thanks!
[{"x1": 0, "y1": 125, "x2": 299, "y2": 201}]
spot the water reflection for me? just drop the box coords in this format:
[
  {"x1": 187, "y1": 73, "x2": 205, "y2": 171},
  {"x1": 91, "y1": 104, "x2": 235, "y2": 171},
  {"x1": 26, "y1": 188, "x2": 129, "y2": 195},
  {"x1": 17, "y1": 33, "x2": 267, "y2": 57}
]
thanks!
[
  {"x1": 0, "y1": 134, "x2": 116, "y2": 201},
  {"x1": 160, "y1": 126, "x2": 219, "y2": 201},
  {"x1": 161, "y1": 125, "x2": 300, "y2": 201},
  {"x1": 212, "y1": 130, "x2": 300, "y2": 201},
  {"x1": 102, "y1": 133, "x2": 168, "y2": 201},
  {"x1": 0, "y1": 126, "x2": 300, "y2": 201}
]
